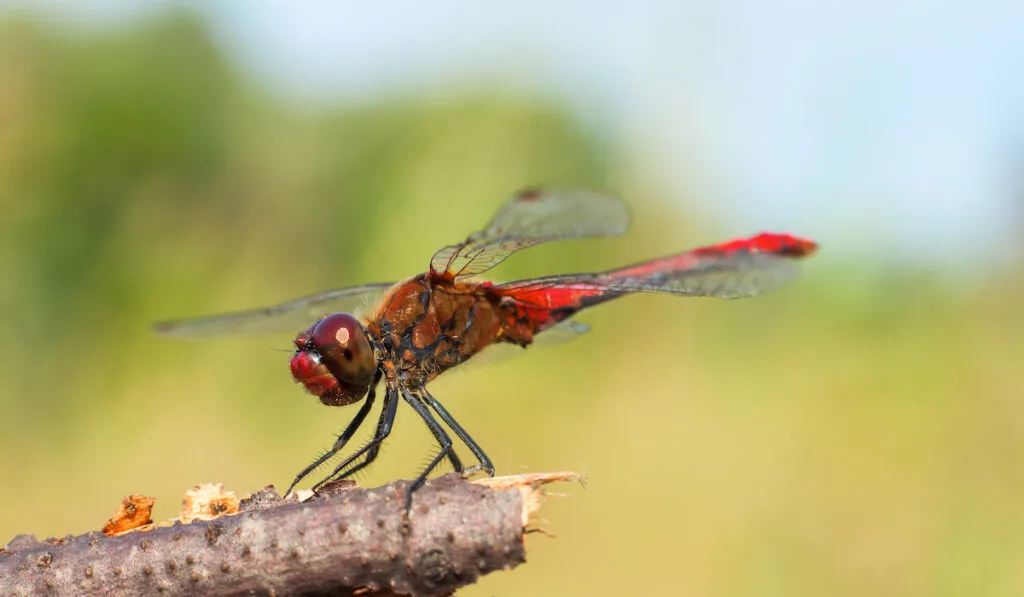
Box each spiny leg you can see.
[312,383,399,492]
[329,389,464,485]
[445,447,466,474]
[286,371,381,496]
[401,388,456,513]
[422,389,494,477]
[413,389,466,473]
[328,392,397,483]
[421,438,466,475]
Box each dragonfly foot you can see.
[459,464,495,479]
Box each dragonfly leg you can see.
[312,384,399,492]
[401,388,456,514]
[413,391,465,473]
[442,445,466,473]
[322,391,466,489]
[285,371,381,496]
[422,389,495,478]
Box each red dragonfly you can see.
[156,188,817,507]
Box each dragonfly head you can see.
[291,313,377,406]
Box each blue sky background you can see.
[6,0,1023,269]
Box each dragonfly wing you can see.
[453,319,592,371]
[498,233,818,311]
[535,319,591,344]
[429,188,630,280]
[153,282,394,338]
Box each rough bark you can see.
[0,472,578,597]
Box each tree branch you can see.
[0,472,579,597]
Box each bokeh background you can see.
[2,3,1022,596]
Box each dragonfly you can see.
[155,188,818,510]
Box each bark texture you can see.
[0,472,576,597]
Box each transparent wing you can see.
[498,233,819,310]
[450,319,592,372]
[429,187,630,280]
[153,282,394,338]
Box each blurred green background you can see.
[1,8,1022,597]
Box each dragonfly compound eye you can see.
[307,313,376,396]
